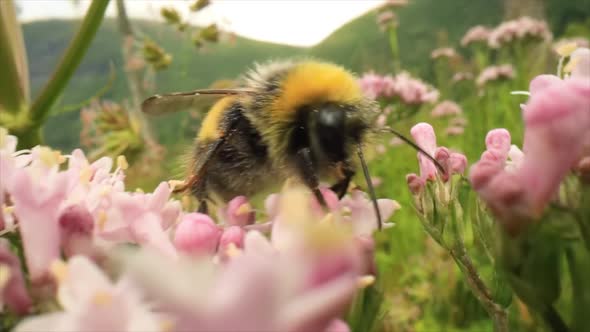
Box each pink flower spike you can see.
[174,213,221,256]
[0,240,32,315]
[411,123,438,180]
[220,196,255,227]
[469,160,503,191]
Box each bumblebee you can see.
[142,59,439,229]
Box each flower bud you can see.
[174,213,221,255]
[221,196,255,227]
[219,226,245,250]
[0,240,32,315]
[58,204,94,258]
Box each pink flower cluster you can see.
[452,71,474,82]
[406,123,468,193]
[430,47,457,60]
[461,17,551,49]
[476,64,515,87]
[488,16,552,49]
[358,72,439,105]
[0,130,400,330]
[461,25,492,47]
[470,59,590,233]
[431,100,463,118]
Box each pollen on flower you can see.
[0,264,11,289]
[563,57,580,74]
[555,42,578,57]
[91,290,113,306]
[319,213,336,225]
[3,205,14,215]
[116,155,129,170]
[160,319,176,332]
[357,275,375,288]
[39,147,66,167]
[0,128,7,147]
[235,202,253,216]
[168,180,185,191]
[100,186,112,197]
[225,243,242,258]
[50,260,68,284]
[97,210,108,231]
[79,166,93,184]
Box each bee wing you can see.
[141,88,255,115]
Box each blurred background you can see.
[3,0,590,330]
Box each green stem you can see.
[388,27,400,72]
[0,0,29,114]
[542,306,569,332]
[29,0,110,124]
[450,244,509,332]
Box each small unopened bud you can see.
[406,173,425,195]
[174,213,221,255]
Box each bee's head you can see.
[297,102,369,164]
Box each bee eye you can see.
[317,107,345,129]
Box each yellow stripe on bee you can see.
[271,61,362,119]
[198,96,235,141]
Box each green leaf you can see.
[567,244,590,332]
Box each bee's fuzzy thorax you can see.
[270,61,363,119]
[198,96,236,141]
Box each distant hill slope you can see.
[23,0,587,150]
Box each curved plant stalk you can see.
[28,0,110,128]
[0,0,29,115]
[115,0,155,145]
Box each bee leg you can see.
[330,163,355,199]
[295,147,327,207]
[198,200,208,214]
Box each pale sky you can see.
[18,0,386,47]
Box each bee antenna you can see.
[356,144,382,230]
[381,127,446,174]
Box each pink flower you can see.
[488,16,551,48]
[431,100,463,118]
[452,72,474,82]
[8,166,70,281]
[98,182,180,258]
[408,123,468,188]
[430,47,457,59]
[174,213,221,256]
[14,256,160,332]
[0,240,32,315]
[570,47,590,78]
[58,204,95,258]
[218,196,255,227]
[470,76,590,232]
[219,226,246,250]
[476,64,516,87]
[340,190,399,236]
[122,217,362,332]
[461,25,491,46]
[411,123,438,181]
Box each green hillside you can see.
[22,0,588,150]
